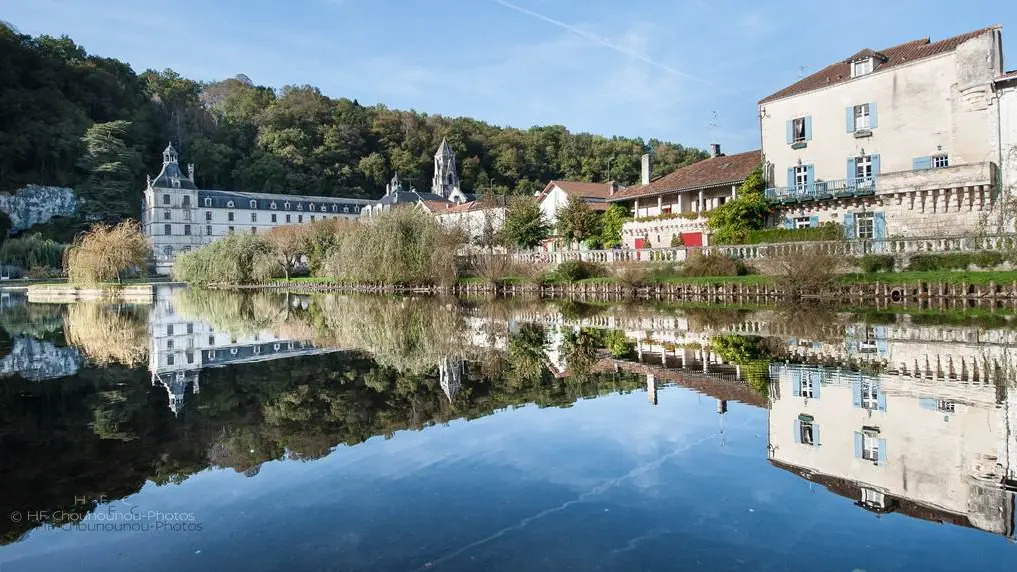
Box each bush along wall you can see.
[906,251,1005,272]
[718,223,844,245]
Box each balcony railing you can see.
[766,177,876,203]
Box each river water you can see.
[0,285,1015,571]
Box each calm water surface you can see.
[0,286,1015,571]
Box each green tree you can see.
[502,196,549,249]
[556,195,600,248]
[706,165,770,244]
[597,204,630,249]
[77,120,142,221]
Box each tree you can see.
[502,196,549,249]
[64,220,150,284]
[78,120,142,221]
[264,224,308,281]
[706,164,770,244]
[597,204,630,249]
[556,195,600,248]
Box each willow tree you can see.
[64,220,150,284]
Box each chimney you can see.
[640,153,651,185]
[709,144,722,158]
[609,181,619,196]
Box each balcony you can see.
[765,177,877,203]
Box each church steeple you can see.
[431,137,460,199]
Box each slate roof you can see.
[151,161,197,190]
[609,150,760,201]
[759,26,1000,104]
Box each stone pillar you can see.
[698,190,704,214]
[657,195,663,215]
[677,194,683,214]
[731,185,737,200]
[634,198,640,217]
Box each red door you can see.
[634,238,647,249]
[680,232,703,247]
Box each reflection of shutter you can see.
[847,157,857,181]
[852,379,862,407]
[846,106,856,132]
[809,215,819,228]
[786,120,794,144]
[843,213,856,238]
[806,164,814,189]
[919,397,939,410]
[876,438,887,466]
[804,116,813,141]
[913,156,932,170]
[784,219,793,229]
[874,324,888,354]
[869,103,878,128]
[813,424,821,446]
[792,370,801,396]
[854,432,863,458]
[794,420,802,443]
[877,385,887,411]
[811,371,821,399]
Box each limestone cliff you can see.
[0,336,82,381]
[0,185,79,234]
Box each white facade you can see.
[996,72,1017,232]
[433,205,507,243]
[142,144,370,275]
[760,27,1007,238]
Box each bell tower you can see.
[431,137,460,199]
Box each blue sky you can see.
[4,0,1014,153]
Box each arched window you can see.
[250,200,257,208]
[226,200,235,208]
[297,203,303,211]
[284,202,291,210]
[309,203,316,212]
[204,198,212,207]
[332,204,338,212]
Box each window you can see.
[271,202,278,210]
[853,104,871,130]
[852,58,873,77]
[250,200,257,208]
[792,117,806,143]
[182,196,191,207]
[205,211,212,221]
[163,194,171,205]
[286,214,291,223]
[204,198,212,207]
[800,375,814,398]
[297,203,304,211]
[861,433,880,461]
[167,325,174,336]
[309,203,316,212]
[207,350,216,360]
[186,323,193,334]
[799,421,815,445]
[856,212,874,240]
[208,335,215,346]
[167,354,175,366]
[164,224,172,235]
[298,215,303,223]
[855,155,873,182]
[332,204,338,212]
[861,488,886,509]
[284,202,291,210]
[228,226,235,234]
[186,352,194,364]
[227,200,235,208]
[344,206,350,213]
[310,215,315,222]
[794,216,812,229]
[184,224,191,236]
[206,225,212,236]
[251,227,257,234]
[860,380,879,409]
[933,155,949,168]
[167,339,174,350]
[163,245,172,256]
[938,400,956,413]
[183,209,191,221]
[228,212,235,222]
[794,165,809,190]
[271,214,277,223]
[163,210,171,220]
[251,212,257,222]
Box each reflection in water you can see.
[1,290,1016,568]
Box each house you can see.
[420,198,508,245]
[142,144,370,276]
[610,146,761,248]
[759,26,1006,241]
[536,179,621,226]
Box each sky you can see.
[4,0,1015,153]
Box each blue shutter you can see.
[794,420,802,443]
[913,156,932,170]
[787,167,795,188]
[876,385,887,411]
[871,153,881,176]
[792,370,801,396]
[876,439,887,466]
[806,164,815,194]
[813,424,821,446]
[869,103,878,128]
[784,218,794,229]
[854,432,864,458]
[809,215,819,228]
[852,379,862,407]
[846,106,856,133]
[847,157,857,182]
[843,212,856,239]
[786,120,794,144]
[873,211,887,253]
[811,371,821,399]
[804,116,813,141]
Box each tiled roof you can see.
[610,150,760,201]
[996,69,1017,82]
[759,26,1000,104]
[418,200,452,212]
[539,180,622,201]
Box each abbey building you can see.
[360,137,473,217]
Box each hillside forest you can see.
[0,21,707,233]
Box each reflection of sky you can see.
[1,386,1012,572]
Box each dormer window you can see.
[852,58,873,78]
[204,198,212,207]
[270,202,278,210]
[309,203,316,212]
[227,200,235,208]
[332,204,338,212]
[297,203,303,211]
[250,200,257,208]
[284,202,291,210]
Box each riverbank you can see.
[25,280,180,304]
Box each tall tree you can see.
[78,120,142,221]
[502,196,549,250]
[556,195,600,248]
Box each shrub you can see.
[0,235,67,271]
[905,252,1004,272]
[971,251,1004,268]
[859,254,895,273]
[680,252,746,277]
[551,260,604,283]
[471,252,514,285]
[64,220,150,284]
[721,223,844,245]
[670,234,684,247]
[762,244,845,296]
[612,262,649,287]
[173,232,275,286]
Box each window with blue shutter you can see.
[810,371,821,399]
[852,379,862,407]
[809,215,819,228]
[784,218,793,229]
[804,116,813,141]
[846,157,857,182]
[877,389,887,412]
[813,424,821,446]
[854,432,864,458]
[876,439,887,466]
[794,419,802,443]
[919,397,940,410]
[846,106,856,133]
[874,325,889,354]
[873,212,887,252]
[913,156,933,170]
[869,103,878,128]
[792,370,801,396]
[871,154,881,177]
[805,164,814,192]
[787,167,795,188]
[843,212,856,239]
[786,120,794,145]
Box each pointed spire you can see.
[435,136,454,158]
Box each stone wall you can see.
[0,185,79,234]
[0,336,82,381]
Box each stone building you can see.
[142,143,371,275]
[610,146,760,248]
[759,26,1007,239]
[360,138,472,218]
[995,69,1017,232]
